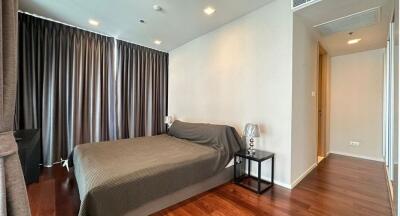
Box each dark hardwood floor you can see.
[27,154,392,216]
[27,165,80,216]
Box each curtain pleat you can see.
[15,13,168,167]
[0,0,31,215]
[16,14,115,166]
[116,40,168,139]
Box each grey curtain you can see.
[0,1,31,215]
[15,14,168,166]
[16,14,116,166]
[116,40,168,138]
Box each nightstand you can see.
[233,149,274,194]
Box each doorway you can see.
[317,45,328,163]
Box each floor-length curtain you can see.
[15,13,115,166]
[0,0,31,215]
[15,13,169,167]
[116,40,168,138]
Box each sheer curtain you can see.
[15,13,168,166]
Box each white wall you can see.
[330,48,385,161]
[168,0,294,187]
[291,16,319,185]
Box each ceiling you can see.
[19,0,274,52]
[295,0,394,56]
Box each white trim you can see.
[248,162,317,189]
[274,180,292,189]
[329,151,384,162]
[290,163,317,189]
[389,22,395,180]
[248,172,292,189]
[384,43,390,167]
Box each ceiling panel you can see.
[295,0,393,56]
[314,7,381,36]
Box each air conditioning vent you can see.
[313,7,381,36]
[293,0,307,8]
[292,0,321,10]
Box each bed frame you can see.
[127,166,233,216]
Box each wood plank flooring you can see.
[27,165,80,216]
[27,154,392,216]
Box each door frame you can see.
[317,44,329,161]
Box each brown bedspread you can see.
[74,131,240,216]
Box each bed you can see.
[73,121,242,216]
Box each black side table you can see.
[233,149,274,194]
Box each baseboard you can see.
[274,180,292,189]
[248,165,315,190]
[290,163,317,189]
[329,151,384,162]
[248,172,291,189]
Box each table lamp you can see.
[244,123,260,154]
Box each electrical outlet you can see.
[349,141,360,146]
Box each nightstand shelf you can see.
[233,149,274,194]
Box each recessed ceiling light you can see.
[153,5,163,11]
[88,19,99,26]
[347,38,361,45]
[204,7,216,15]
[154,40,162,45]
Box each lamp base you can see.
[247,149,255,156]
[248,138,255,155]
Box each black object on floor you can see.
[14,129,41,184]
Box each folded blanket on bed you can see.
[168,120,243,171]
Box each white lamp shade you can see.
[244,123,260,137]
